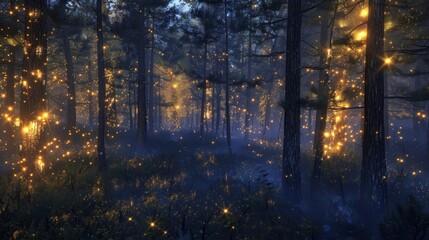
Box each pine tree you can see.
[359,0,388,210]
[282,0,302,202]
[96,0,107,171]
[311,0,337,192]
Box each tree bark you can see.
[137,7,148,151]
[359,0,387,210]
[311,0,337,192]
[282,0,302,203]
[224,0,232,152]
[96,0,107,171]
[200,42,208,138]
[244,26,252,142]
[215,43,221,134]
[88,57,94,128]
[128,73,134,133]
[148,17,155,136]
[263,39,278,139]
[62,28,77,131]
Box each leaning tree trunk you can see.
[137,7,148,151]
[224,0,232,152]
[20,0,48,174]
[359,0,387,210]
[96,0,107,171]
[282,0,302,203]
[200,42,208,138]
[311,0,337,192]
[62,28,77,131]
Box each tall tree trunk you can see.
[128,73,134,133]
[148,17,155,136]
[211,81,215,132]
[263,77,273,139]
[215,43,221,134]
[311,0,336,192]
[263,39,278,139]
[158,78,162,130]
[137,7,148,151]
[62,28,77,131]
[96,0,107,171]
[211,47,216,132]
[200,42,208,138]
[244,27,252,141]
[282,0,302,202]
[359,0,387,210]
[20,0,48,174]
[384,74,389,149]
[216,83,221,134]
[88,57,94,128]
[224,0,232,152]
[5,45,17,152]
[107,74,117,131]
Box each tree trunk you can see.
[107,74,117,131]
[88,57,94,128]
[263,39,278,139]
[5,45,17,153]
[96,0,107,171]
[200,42,208,138]
[282,0,302,203]
[158,78,162,130]
[311,0,336,192]
[148,17,155,136]
[137,7,148,151]
[216,83,221,134]
[215,43,221,134]
[263,77,273,139]
[62,28,77,131]
[211,49,216,132]
[20,0,48,174]
[359,0,387,210]
[224,0,232,152]
[244,26,252,141]
[128,73,134,133]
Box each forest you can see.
[0,0,428,239]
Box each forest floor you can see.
[0,130,428,239]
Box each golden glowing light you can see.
[360,8,368,18]
[36,156,45,171]
[355,30,367,41]
[22,126,30,134]
[384,57,393,65]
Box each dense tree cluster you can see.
[0,0,429,238]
